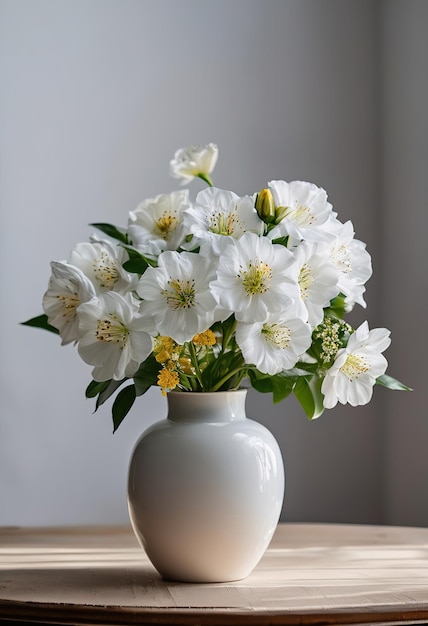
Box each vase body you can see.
[127,390,284,583]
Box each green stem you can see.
[197,173,214,187]
[221,317,237,353]
[188,342,204,390]
[179,372,196,392]
[210,366,251,392]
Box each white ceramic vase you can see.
[127,389,284,583]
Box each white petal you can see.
[170,143,218,184]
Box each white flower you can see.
[69,240,137,295]
[42,261,97,345]
[136,251,219,344]
[321,321,391,409]
[170,143,218,185]
[326,219,372,309]
[127,190,190,258]
[293,240,340,328]
[77,292,153,382]
[236,313,312,375]
[210,232,300,323]
[182,187,264,255]
[267,180,335,245]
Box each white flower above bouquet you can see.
[24,143,410,430]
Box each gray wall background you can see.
[1,0,427,527]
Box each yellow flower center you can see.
[209,210,238,236]
[93,251,119,289]
[162,278,196,310]
[340,353,370,381]
[155,213,178,240]
[283,204,315,226]
[96,317,129,348]
[239,260,272,296]
[298,263,314,300]
[262,324,291,349]
[56,294,80,320]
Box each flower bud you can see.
[255,189,275,222]
[274,205,288,223]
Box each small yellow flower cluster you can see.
[154,336,183,396]
[157,368,180,395]
[154,330,217,395]
[192,329,216,347]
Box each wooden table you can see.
[1,523,428,625]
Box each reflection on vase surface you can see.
[128,390,284,583]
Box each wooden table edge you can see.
[2,598,428,626]
[2,524,428,625]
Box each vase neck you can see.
[167,390,247,424]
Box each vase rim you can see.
[168,388,248,398]
[167,388,248,397]
[166,388,248,423]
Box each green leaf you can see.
[294,360,319,374]
[272,376,297,403]
[85,379,111,399]
[90,223,129,244]
[294,376,325,420]
[122,258,150,274]
[96,379,127,410]
[282,365,316,376]
[271,236,289,246]
[112,385,136,432]
[133,355,161,396]
[324,294,347,319]
[86,379,128,411]
[21,314,60,335]
[219,314,236,342]
[202,349,245,391]
[121,245,157,274]
[249,370,297,403]
[121,245,157,266]
[376,374,413,391]
[248,371,272,394]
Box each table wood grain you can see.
[0,523,428,625]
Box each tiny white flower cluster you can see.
[28,143,408,427]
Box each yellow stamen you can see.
[95,317,128,348]
[209,210,238,236]
[298,263,314,300]
[340,353,370,381]
[56,294,79,320]
[155,213,178,240]
[162,278,196,310]
[239,260,272,296]
[262,324,291,349]
[93,251,119,289]
[283,204,316,227]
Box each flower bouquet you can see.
[24,143,410,431]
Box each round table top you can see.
[1,522,428,625]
